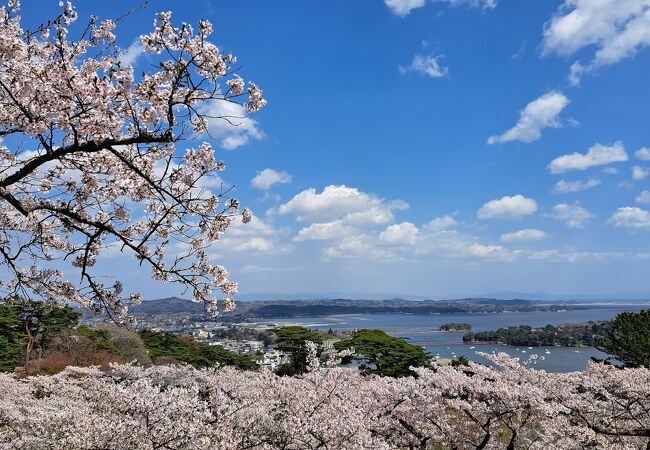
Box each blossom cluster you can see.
[0,355,648,449]
[0,3,266,319]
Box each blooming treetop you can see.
[0,2,266,320]
[1,355,649,449]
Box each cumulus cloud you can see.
[487,92,569,144]
[637,190,650,204]
[399,54,449,78]
[547,202,594,228]
[636,147,650,160]
[323,235,393,260]
[232,237,274,253]
[466,243,509,258]
[477,195,538,219]
[500,229,547,242]
[379,222,419,246]
[632,165,649,181]
[251,168,292,190]
[414,229,513,261]
[278,185,408,224]
[548,141,627,174]
[293,220,353,242]
[543,0,650,72]
[213,213,291,255]
[423,215,457,232]
[204,100,264,150]
[302,213,514,262]
[552,178,601,194]
[608,206,650,229]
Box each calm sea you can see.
[263,306,648,372]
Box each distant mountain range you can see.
[130,296,610,321]
[473,291,650,301]
[236,291,650,302]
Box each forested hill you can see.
[463,322,611,347]
[127,297,588,321]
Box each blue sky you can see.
[21,1,650,299]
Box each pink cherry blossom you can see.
[0,3,266,319]
[0,356,648,448]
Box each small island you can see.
[439,323,472,332]
[463,322,609,347]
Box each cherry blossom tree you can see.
[0,2,265,320]
[1,355,649,449]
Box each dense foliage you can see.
[14,300,81,362]
[1,355,649,449]
[463,322,610,347]
[0,301,255,373]
[139,330,257,371]
[335,329,430,377]
[201,298,587,321]
[596,310,650,368]
[439,322,471,331]
[273,326,324,376]
[0,300,80,369]
[210,325,274,346]
[0,305,22,371]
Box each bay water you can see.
[264,306,647,372]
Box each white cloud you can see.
[293,220,353,242]
[205,100,264,150]
[487,92,569,144]
[567,61,586,86]
[384,0,426,16]
[635,147,650,160]
[632,165,649,181]
[602,167,619,175]
[399,54,448,78]
[278,185,408,224]
[384,0,496,16]
[547,202,594,228]
[118,39,144,67]
[343,206,404,227]
[552,178,601,194]
[379,222,419,246]
[500,229,547,242]
[477,195,538,219]
[423,215,457,232]
[543,0,650,71]
[548,141,627,173]
[212,213,292,255]
[306,214,514,262]
[323,235,392,260]
[437,0,497,9]
[233,237,274,253]
[637,190,650,204]
[608,206,650,229]
[511,40,527,60]
[567,117,582,127]
[250,168,292,190]
[467,243,509,258]
[414,227,514,261]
